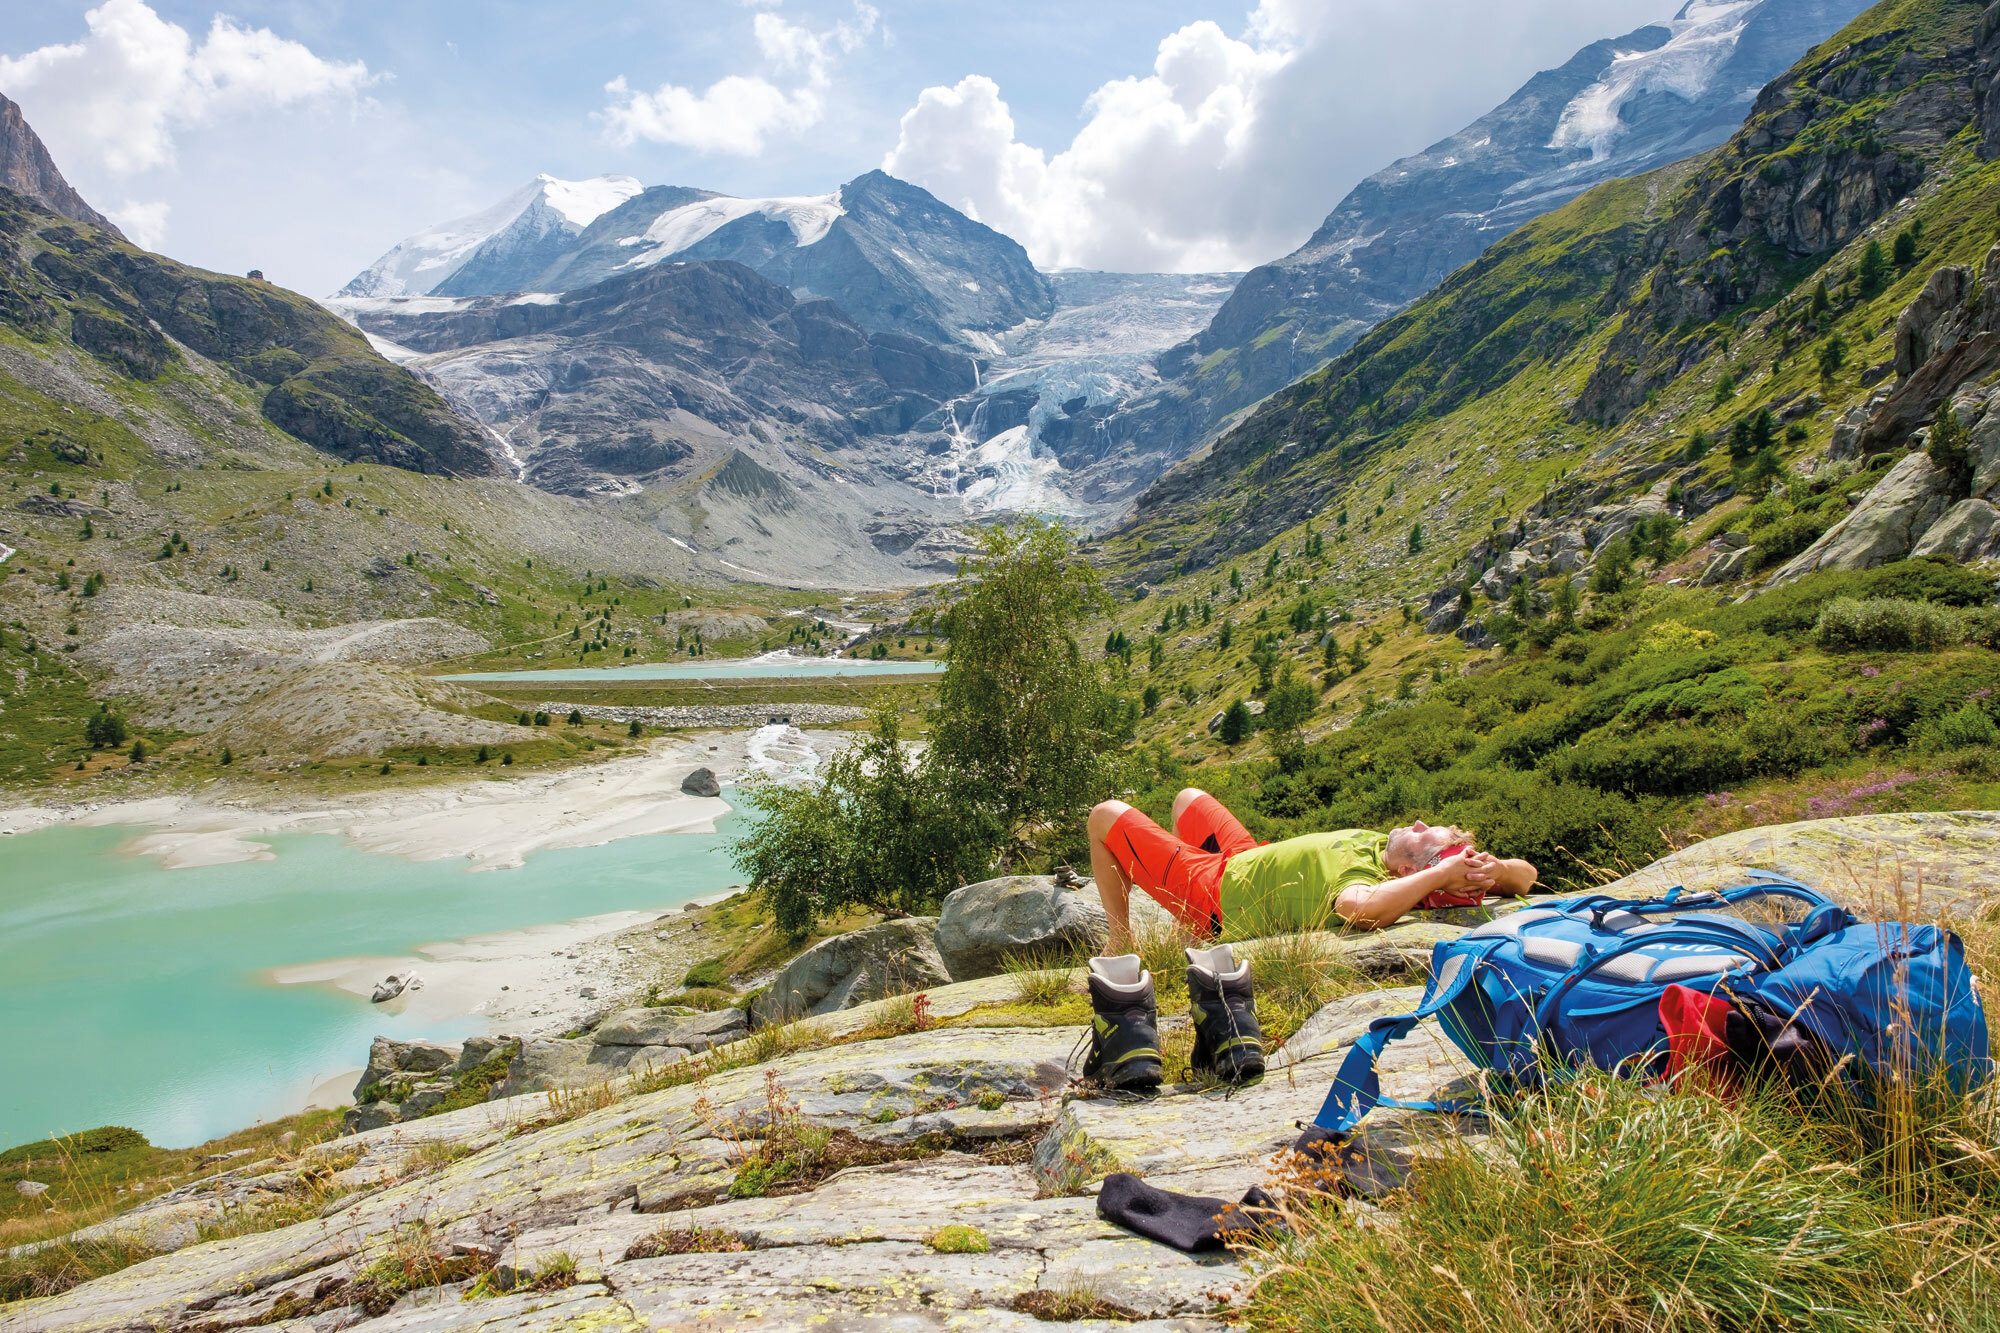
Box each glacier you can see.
[614,192,845,272]
[1551,1,1761,160]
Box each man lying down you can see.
[1074,786,1540,1091]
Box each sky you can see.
[0,0,1673,298]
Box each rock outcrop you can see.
[0,92,121,236]
[1769,450,1959,580]
[1597,810,2000,916]
[593,1005,749,1052]
[935,875,1110,982]
[748,917,952,1025]
[29,818,2000,1332]
[679,766,721,797]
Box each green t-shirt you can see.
[1218,830,1388,932]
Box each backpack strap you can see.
[1309,939,1499,1134]
[1531,924,1768,1039]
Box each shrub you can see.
[732,710,1003,938]
[1814,597,1966,652]
[1928,401,1975,495]
[1913,703,2000,753]
[1634,620,1716,656]
[1438,773,1663,887]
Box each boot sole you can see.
[1105,1060,1163,1090]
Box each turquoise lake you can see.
[0,815,748,1151]
[441,655,946,683]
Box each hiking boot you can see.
[1186,944,1265,1084]
[1084,955,1163,1090]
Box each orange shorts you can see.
[1105,794,1262,937]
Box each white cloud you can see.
[601,3,878,156]
[107,199,170,249]
[885,0,1665,272]
[0,0,374,178]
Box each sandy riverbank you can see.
[0,726,849,1100]
[0,725,847,871]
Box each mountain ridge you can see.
[1091,0,1876,507]
[0,91,122,239]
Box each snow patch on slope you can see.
[539,174,644,228]
[616,193,845,271]
[1550,1,1760,160]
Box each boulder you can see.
[342,1102,400,1133]
[354,1036,459,1099]
[493,1036,661,1097]
[1910,498,2000,561]
[593,1006,749,1052]
[1476,549,1534,599]
[453,1035,518,1073]
[680,767,721,797]
[369,974,409,1004]
[1698,544,1753,587]
[1767,451,1956,584]
[934,876,1110,981]
[16,1180,48,1197]
[749,918,951,1025]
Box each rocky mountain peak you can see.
[0,92,122,237]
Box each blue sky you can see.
[2,0,1669,296]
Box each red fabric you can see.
[1418,844,1485,909]
[1105,795,1261,936]
[1660,983,1736,1080]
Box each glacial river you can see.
[441,650,945,684]
[0,813,750,1152]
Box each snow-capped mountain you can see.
[338,173,643,298]
[344,170,1055,352]
[1103,0,1872,477]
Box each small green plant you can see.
[1006,954,1079,1007]
[928,1224,989,1254]
[1012,1282,1135,1321]
[623,1226,747,1259]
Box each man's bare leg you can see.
[1171,787,1208,835]
[1088,800,1137,955]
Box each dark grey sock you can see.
[1095,1172,1283,1252]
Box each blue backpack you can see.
[1312,876,1991,1138]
